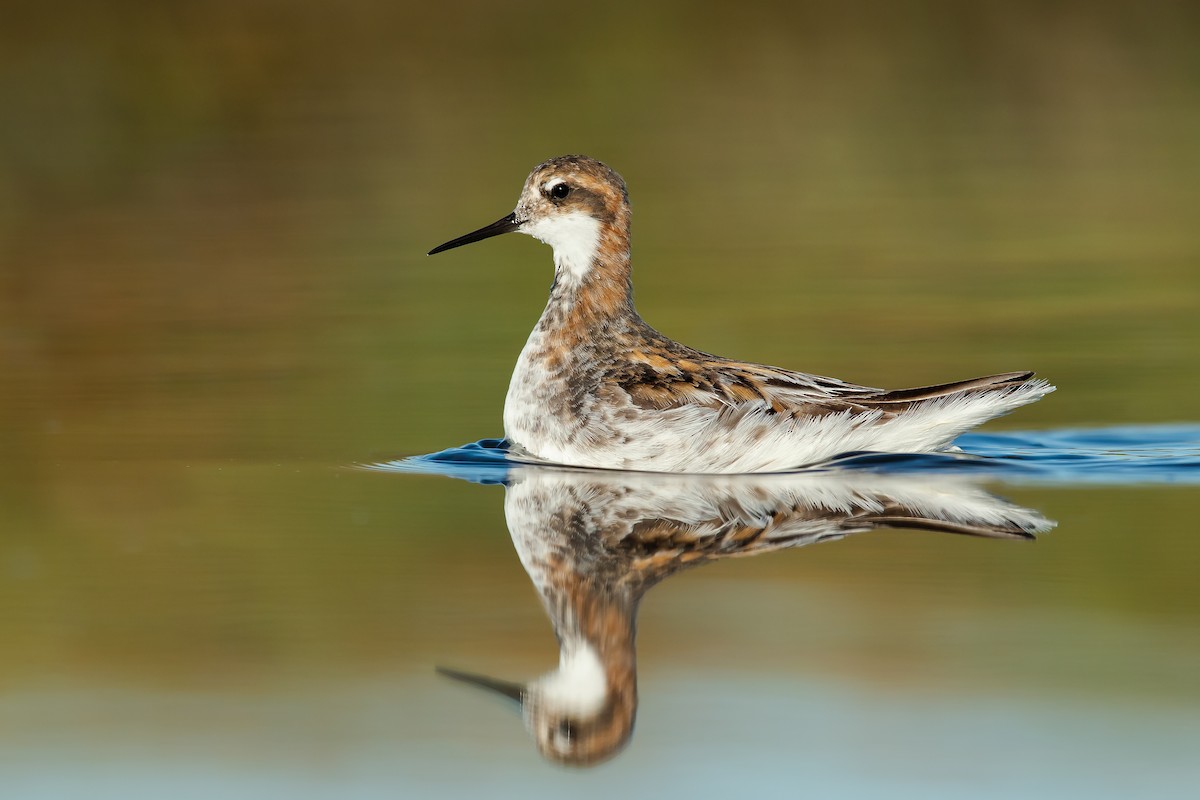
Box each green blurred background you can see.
[1,0,1198,793]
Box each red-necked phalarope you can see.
[428,155,1054,473]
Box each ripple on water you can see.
[367,424,1200,486]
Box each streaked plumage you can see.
[429,155,1053,472]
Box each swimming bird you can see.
[428,155,1053,473]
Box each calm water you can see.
[4,1,1200,797]
[3,431,1199,797]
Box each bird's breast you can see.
[504,329,595,460]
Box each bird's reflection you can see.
[439,466,1053,767]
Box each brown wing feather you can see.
[609,327,1036,416]
[860,371,1034,405]
[611,350,883,413]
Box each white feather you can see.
[507,378,1054,473]
[531,643,608,717]
[521,212,601,283]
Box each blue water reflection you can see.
[376,425,1200,485]
[375,437,1080,764]
[370,424,1200,766]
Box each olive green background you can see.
[1,1,1198,792]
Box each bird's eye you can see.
[548,182,571,200]
[557,720,575,740]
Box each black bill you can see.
[428,212,521,255]
[436,666,526,705]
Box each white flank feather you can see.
[508,379,1055,474]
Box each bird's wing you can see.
[606,343,1035,416]
[604,349,884,414]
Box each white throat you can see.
[534,642,608,716]
[522,212,601,283]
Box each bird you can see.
[436,465,1054,766]
[428,155,1053,473]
